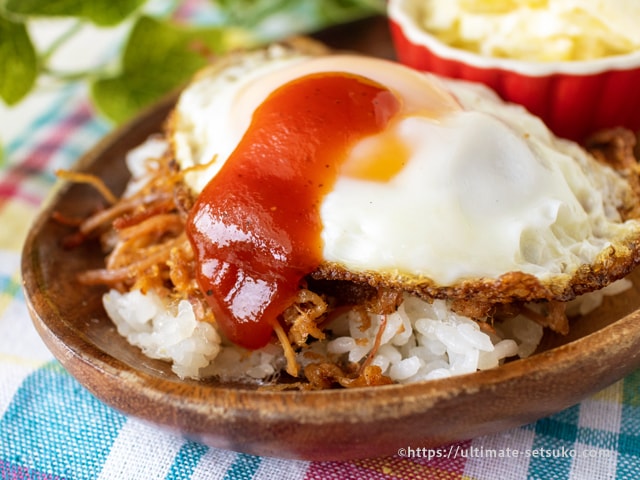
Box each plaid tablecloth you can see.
[2,22,640,480]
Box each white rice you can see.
[103,289,222,379]
[315,296,524,383]
[102,281,629,383]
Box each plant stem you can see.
[39,20,85,65]
[40,67,102,83]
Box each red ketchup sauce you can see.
[186,72,401,349]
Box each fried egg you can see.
[169,39,640,304]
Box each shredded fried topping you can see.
[56,169,119,205]
[283,289,328,348]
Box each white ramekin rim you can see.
[388,0,640,77]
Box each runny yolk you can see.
[340,129,411,182]
[185,73,401,350]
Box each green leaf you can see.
[0,15,37,105]
[314,0,386,23]
[212,0,384,33]
[4,0,147,27]
[91,15,251,123]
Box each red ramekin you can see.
[387,0,640,142]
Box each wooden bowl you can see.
[21,17,640,461]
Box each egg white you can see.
[170,43,638,287]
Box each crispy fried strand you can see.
[273,320,299,377]
[56,169,118,205]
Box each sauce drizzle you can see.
[186,73,400,349]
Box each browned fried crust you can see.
[311,240,640,304]
[587,127,640,220]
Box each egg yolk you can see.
[186,73,401,349]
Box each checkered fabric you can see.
[2,29,640,480]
